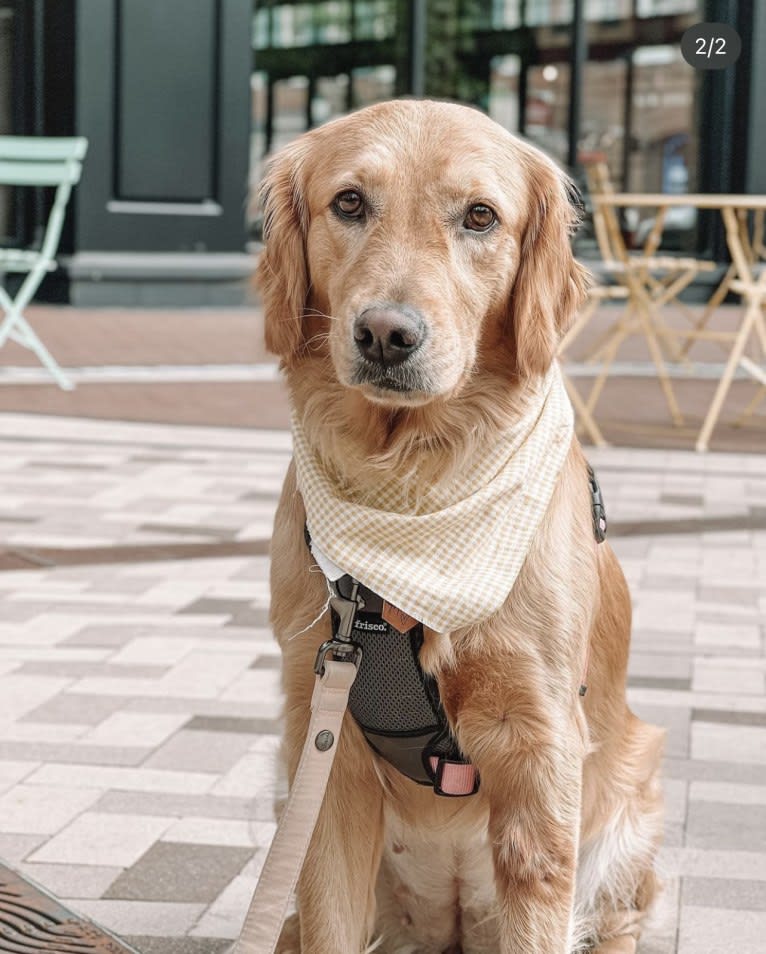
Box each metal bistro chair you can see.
[0,136,88,390]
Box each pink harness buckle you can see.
[429,756,479,797]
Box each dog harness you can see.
[308,463,607,798]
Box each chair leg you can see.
[679,263,736,359]
[635,297,684,426]
[734,385,766,427]
[585,321,631,416]
[696,297,760,451]
[10,318,74,390]
[561,371,607,447]
[0,282,74,390]
[558,296,600,355]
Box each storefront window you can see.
[525,61,570,163]
[525,1,572,27]
[269,4,315,48]
[580,57,629,184]
[488,1,522,29]
[489,55,521,132]
[351,65,396,107]
[637,0,698,16]
[272,75,310,149]
[353,1,394,40]
[586,0,632,19]
[316,1,352,43]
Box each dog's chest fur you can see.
[374,800,499,953]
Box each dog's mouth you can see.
[351,362,435,404]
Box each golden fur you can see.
[258,100,663,954]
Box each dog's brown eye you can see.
[334,191,364,219]
[464,204,496,232]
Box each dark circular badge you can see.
[681,23,741,70]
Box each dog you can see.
[258,99,664,954]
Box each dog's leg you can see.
[442,659,584,954]
[281,699,385,953]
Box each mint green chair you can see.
[0,136,88,389]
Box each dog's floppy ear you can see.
[256,140,311,368]
[509,154,590,378]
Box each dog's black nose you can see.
[354,306,425,365]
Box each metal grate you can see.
[0,864,139,953]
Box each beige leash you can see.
[234,653,359,954]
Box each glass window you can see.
[272,75,311,149]
[314,74,351,124]
[316,1,352,44]
[637,0,698,16]
[351,65,396,108]
[629,44,700,249]
[586,0,632,19]
[353,1,394,41]
[525,1,573,27]
[580,57,628,185]
[252,5,270,49]
[488,55,521,132]
[525,61,570,163]
[488,1,522,30]
[270,4,315,48]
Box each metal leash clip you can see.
[314,580,365,676]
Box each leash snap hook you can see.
[328,579,364,640]
[313,639,363,677]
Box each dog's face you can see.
[258,100,588,407]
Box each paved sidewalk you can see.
[0,414,764,953]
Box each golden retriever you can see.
[258,99,663,954]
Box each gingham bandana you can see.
[291,363,574,633]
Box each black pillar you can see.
[409,0,426,97]
[518,58,529,137]
[567,0,587,171]
[743,0,766,194]
[621,52,634,192]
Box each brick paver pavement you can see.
[0,413,764,953]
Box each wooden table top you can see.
[592,192,766,210]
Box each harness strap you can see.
[233,658,359,954]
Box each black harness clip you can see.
[587,464,607,543]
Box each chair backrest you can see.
[0,136,88,162]
[581,154,629,265]
[0,136,88,188]
[0,136,89,260]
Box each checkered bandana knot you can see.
[291,363,574,633]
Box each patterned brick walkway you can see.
[0,413,764,953]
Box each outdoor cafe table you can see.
[591,192,766,451]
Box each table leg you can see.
[558,295,600,355]
[735,384,766,426]
[695,297,760,451]
[562,373,607,447]
[585,308,634,414]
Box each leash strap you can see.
[233,658,359,954]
